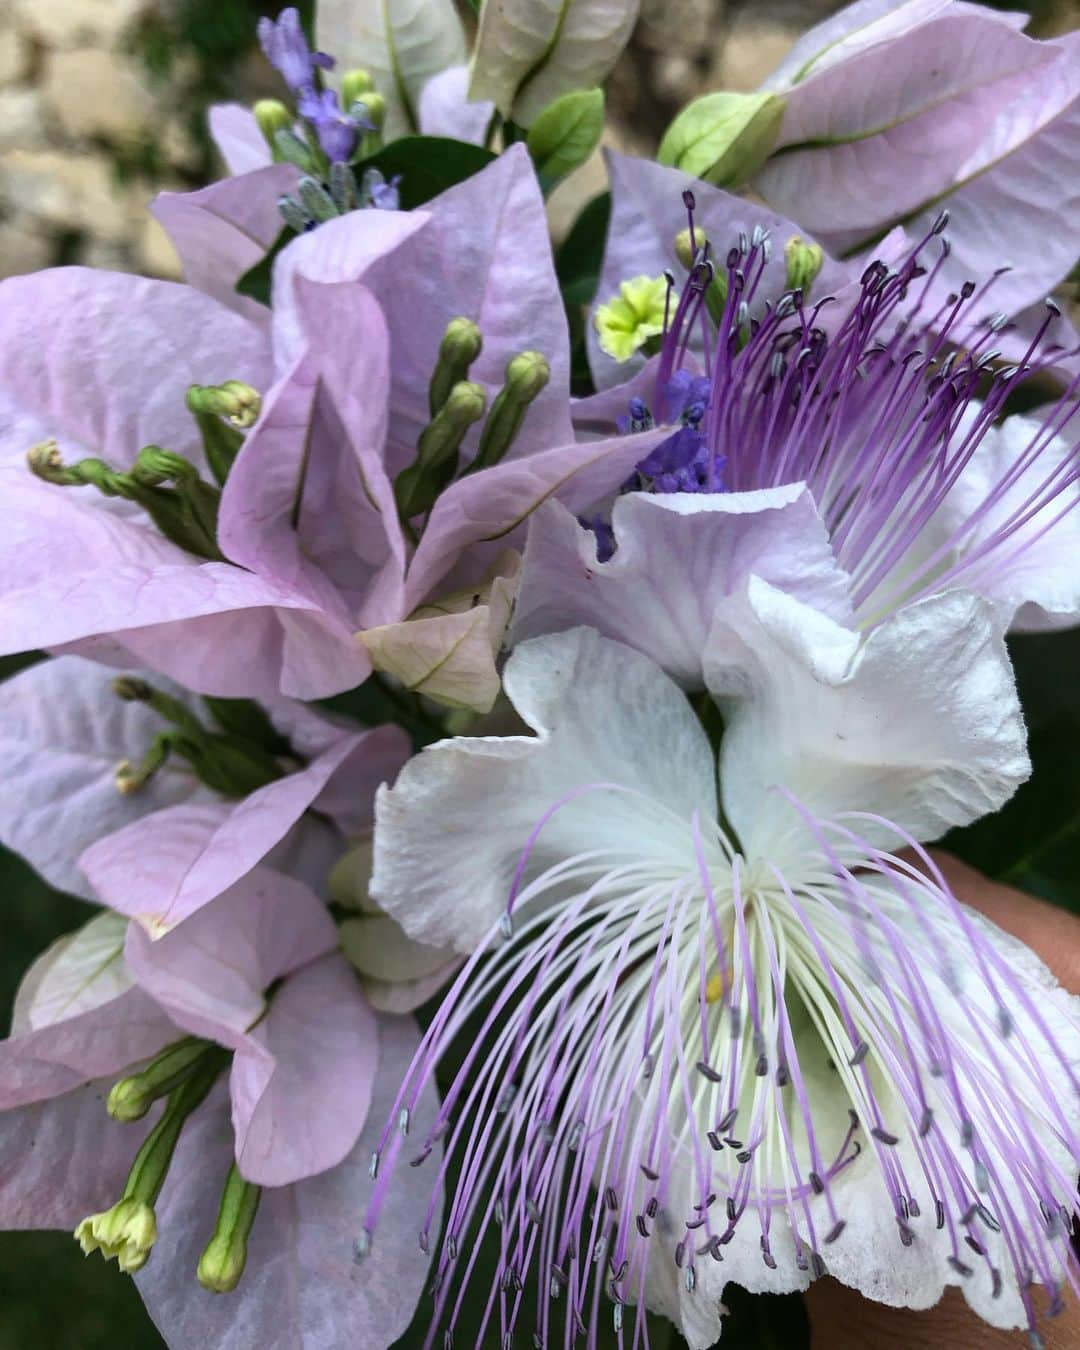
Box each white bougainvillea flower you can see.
[361,621,1080,1348]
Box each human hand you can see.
[806,854,1080,1349]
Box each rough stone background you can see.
[0,0,1074,281]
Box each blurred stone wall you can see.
[0,0,1073,283]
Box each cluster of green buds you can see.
[254,67,404,234]
[27,381,261,560]
[394,317,551,539]
[76,1039,260,1293]
[110,679,296,799]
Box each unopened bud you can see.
[473,352,551,471]
[131,446,198,488]
[273,127,318,173]
[297,176,339,224]
[505,351,551,402]
[341,69,375,107]
[329,159,358,214]
[112,675,153,703]
[674,227,707,273]
[187,381,262,430]
[395,380,487,522]
[429,317,484,416]
[254,99,292,153]
[351,91,385,132]
[26,439,68,483]
[277,193,311,234]
[27,442,126,495]
[107,1037,211,1122]
[784,235,825,298]
[197,1164,262,1294]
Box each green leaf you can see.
[356,136,497,209]
[942,629,1080,901]
[658,91,785,187]
[234,225,293,308]
[526,87,604,190]
[556,190,611,306]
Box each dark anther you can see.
[809,1172,825,1196]
[849,1041,870,1067]
[871,1127,900,1146]
[736,1150,753,1165]
[604,1187,618,1211]
[965,1235,986,1257]
[725,1138,744,1150]
[696,1060,722,1083]
[908,1199,921,1219]
[636,1216,650,1239]
[825,1220,846,1245]
[810,1252,827,1280]
[897,1222,915,1248]
[726,1198,737,1222]
[682,190,696,211]
[640,1163,659,1181]
[948,1256,973,1278]
[646,1197,659,1219]
[762,1250,778,1270]
[918,1107,934,1137]
[935,1201,946,1230]
[718,1109,738,1133]
[755,1054,768,1077]
[992,1268,1003,1300]
[675,1240,686,1268]
[707,1131,723,1151]
[776,1064,790,1087]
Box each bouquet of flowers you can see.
[1,2,1078,1346]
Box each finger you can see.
[924,850,1080,996]
[807,1280,1079,1349]
[808,854,1080,1345]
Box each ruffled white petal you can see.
[371,627,718,951]
[706,579,1029,861]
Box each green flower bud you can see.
[76,1198,157,1274]
[341,69,375,107]
[472,352,551,472]
[329,160,359,214]
[297,176,339,225]
[187,382,262,431]
[112,675,153,703]
[396,380,488,524]
[131,446,199,489]
[76,1054,225,1275]
[526,88,604,189]
[197,1164,262,1294]
[115,732,177,796]
[352,91,386,132]
[593,276,670,363]
[673,227,730,326]
[107,1037,212,1122]
[27,441,128,495]
[429,317,484,417]
[278,194,312,235]
[273,127,318,173]
[254,100,292,149]
[658,91,785,188]
[784,235,825,298]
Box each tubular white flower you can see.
[365,624,1080,1349]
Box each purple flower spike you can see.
[298,87,364,164]
[257,7,333,96]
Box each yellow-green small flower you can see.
[593,275,671,362]
[75,1197,157,1274]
